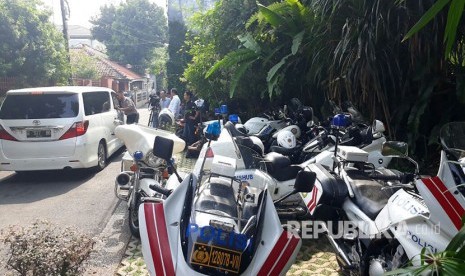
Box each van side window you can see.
[83,91,111,115]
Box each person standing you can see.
[168,88,181,118]
[116,91,139,124]
[182,91,200,145]
[159,90,171,109]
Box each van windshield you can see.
[0,93,79,119]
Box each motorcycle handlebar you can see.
[149,184,172,197]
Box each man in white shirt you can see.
[168,88,181,118]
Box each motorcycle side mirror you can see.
[382,141,408,157]
[294,170,316,193]
[153,136,183,182]
[153,136,174,160]
[372,120,385,133]
[274,170,316,205]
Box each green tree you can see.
[0,0,69,86]
[70,50,98,79]
[182,0,273,112]
[91,0,167,75]
[167,20,189,92]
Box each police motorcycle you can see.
[137,120,315,276]
[266,105,315,160]
[158,108,175,130]
[298,120,465,275]
[114,124,186,237]
[299,116,390,169]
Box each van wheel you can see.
[96,142,107,171]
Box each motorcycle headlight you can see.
[145,151,165,168]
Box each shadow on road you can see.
[0,149,125,205]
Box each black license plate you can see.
[190,243,242,273]
[26,129,51,138]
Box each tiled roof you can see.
[70,44,142,80]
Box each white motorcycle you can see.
[158,108,175,130]
[114,124,185,237]
[299,121,465,274]
[137,125,314,275]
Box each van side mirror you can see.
[153,136,174,161]
[382,141,408,157]
[294,170,316,193]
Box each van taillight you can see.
[59,121,89,140]
[0,125,17,141]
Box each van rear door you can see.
[0,92,80,158]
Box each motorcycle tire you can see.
[128,193,142,238]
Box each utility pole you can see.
[60,0,72,85]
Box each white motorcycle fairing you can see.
[244,117,287,136]
[375,189,449,259]
[115,124,185,156]
[300,135,390,169]
[138,173,301,276]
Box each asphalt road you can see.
[0,150,123,234]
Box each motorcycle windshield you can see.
[440,122,465,155]
[183,139,268,274]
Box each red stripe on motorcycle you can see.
[423,177,465,230]
[257,231,289,276]
[154,203,175,275]
[307,186,318,212]
[144,203,164,275]
[269,234,300,275]
[431,176,465,219]
[257,231,299,276]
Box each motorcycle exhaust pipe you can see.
[321,222,353,268]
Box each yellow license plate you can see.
[190,242,242,273]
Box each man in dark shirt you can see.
[116,91,139,124]
[182,91,199,145]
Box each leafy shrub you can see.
[0,220,95,276]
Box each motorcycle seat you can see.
[344,168,395,220]
[224,121,247,137]
[264,152,301,181]
[194,180,238,218]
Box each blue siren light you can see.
[332,114,348,128]
[133,151,144,161]
[220,104,228,115]
[214,108,221,116]
[206,121,221,137]
[229,114,239,123]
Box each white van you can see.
[0,86,125,172]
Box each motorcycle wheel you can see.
[128,193,142,238]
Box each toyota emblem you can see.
[32,120,41,126]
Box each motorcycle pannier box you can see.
[307,163,348,207]
[337,146,368,163]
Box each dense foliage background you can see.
[91,0,167,75]
[0,0,70,87]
